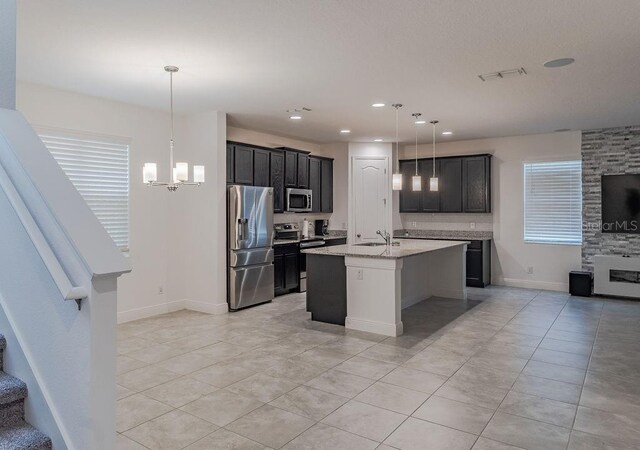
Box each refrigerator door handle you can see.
[237,218,248,241]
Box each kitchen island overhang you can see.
[303,239,468,337]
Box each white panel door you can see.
[353,157,388,243]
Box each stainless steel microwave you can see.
[286,188,312,212]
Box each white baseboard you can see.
[117,299,229,323]
[185,299,229,315]
[117,300,185,324]
[496,277,568,292]
[345,316,403,337]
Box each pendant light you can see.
[429,120,439,191]
[411,113,422,191]
[143,66,205,191]
[392,104,403,190]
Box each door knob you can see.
[357,234,361,238]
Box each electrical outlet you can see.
[158,286,164,295]
[527,266,534,274]
[412,221,417,228]
[469,222,476,229]
[356,269,363,280]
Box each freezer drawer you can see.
[229,248,274,268]
[228,264,274,310]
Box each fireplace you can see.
[594,255,640,298]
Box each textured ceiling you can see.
[17,0,640,143]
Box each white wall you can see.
[17,82,227,321]
[399,131,582,291]
[0,0,16,109]
[168,111,227,314]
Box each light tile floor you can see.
[116,286,640,449]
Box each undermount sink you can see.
[355,242,387,247]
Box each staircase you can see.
[0,335,51,450]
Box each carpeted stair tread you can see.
[0,421,51,450]
[0,371,27,406]
[0,335,5,351]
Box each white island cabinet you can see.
[303,239,468,337]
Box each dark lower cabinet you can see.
[233,145,254,185]
[306,254,347,325]
[274,244,299,296]
[253,149,270,187]
[270,151,285,213]
[309,157,322,213]
[439,157,463,212]
[321,159,333,213]
[466,240,491,287]
[463,156,491,213]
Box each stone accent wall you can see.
[582,125,640,270]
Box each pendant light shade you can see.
[392,104,403,190]
[392,173,403,190]
[429,120,439,192]
[411,113,422,192]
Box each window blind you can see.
[524,160,582,245]
[39,132,130,251]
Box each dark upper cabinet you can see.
[270,151,285,213]
[226,144,234,183]
[463,155,491,213]
[297,153,310,188]
[233,145,254,185]
[284,151,298,187]
[253,149,271,187]
[321,158,333,213]
[419,159,440,212]
[399,160,420,212]
[439,157,463,212]
[309,157,322,213]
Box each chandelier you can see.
[143,66,204,191]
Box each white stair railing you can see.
[0,159,88,304]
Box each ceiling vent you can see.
[478,68,527,82]
[287,107,312,113]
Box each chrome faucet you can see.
[376,229,391,245]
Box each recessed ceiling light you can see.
[442,131,453,135]
[289,115,302,120]
[544,58,575,68]
[340,129,351,134]
[415,120,426,124]
[374,139,383,142]
[372,103,385,108]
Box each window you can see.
[39,130,130,251]
[524,160,582,245]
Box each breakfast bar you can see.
[303,239,468,337]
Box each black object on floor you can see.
[569,271,593,297]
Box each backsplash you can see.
[400,213,493,232]
[274,213,331,225]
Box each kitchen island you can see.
[303,239,468,337]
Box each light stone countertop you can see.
[301,238,469,259]
[394,229,493,240]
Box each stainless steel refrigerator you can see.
[228,185,274,310]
